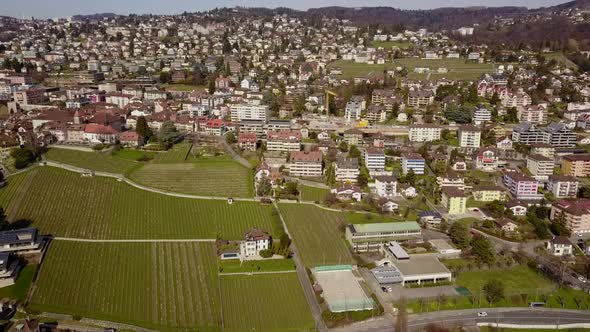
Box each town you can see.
[0,1,589,332]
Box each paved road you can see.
[332,308,590,332]
[218,270,296,276]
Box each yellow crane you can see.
[325,89,338,114]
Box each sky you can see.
[3,0,571,19]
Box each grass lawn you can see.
[45,148,140,175]
[466,198,487,208]
[129,160,254,197]
[278,204,353,268]
[456,217,480,227]
[0,264,36,301]
[468,169,500,181]
[218,259,296,273]
[220,273,315,332]
[344,211,405,224]
[161,83,206,92]
[300,185,330,202]
[113,149,157,161]
[152,142,193,163]
[1,167,272,240]
[327,60,396,79]
[456,266,553,294]
[31,241,221,331]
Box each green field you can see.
[129,161,254,198]
[31,241,221,331]
[300,185,330,202]
[45,148,140,175]
[329,58,494,81]
[221,274,315,332]
[113,149,157,161]
[152,143,193,163]
[456,266,553,294]
[218,259,296,273]
[278,204,353,268]
[1,167,272,240]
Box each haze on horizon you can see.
[4,0,571,19]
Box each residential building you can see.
[472,105,492,125]
[119,130,143,147]
[517,105,548,124]
[547,175,579,199]
[418,211,443,228]
[546,236,573,256]
[475,147,499,171]
[83,124,119,144]
[230,104,269,122]
[562,154,590,177]
[409,124,441,142]
[343,128,363,146]
[494,218,519,233]
[506,200,528,216]
[375,175,397,198]
[13,88,46,105]
[458,125,481,149]
[436,172,465,189]
[0,228,40,253]
[531,143,555,160]
[266,131,301,152]
[335,157,360,183]
[344,100,363,121]
[401,152,425,175]
[512,123,576,148]
[345,222,421,252]
[503,172,542,201]
[239,229,271,258]
[289,151,323,177]
[407,89,434,108]
[238,132,258,151]
[441,187,467,215]
[526,154,554,180]
[332,185,362,202]
[551,199,590,234]
[471,185,507,202]
[364,148,385,172]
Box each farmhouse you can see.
[345,222,421,252]
[0,228,41,253]
[239,228,271,258]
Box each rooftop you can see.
[350,222,421,234]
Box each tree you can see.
[357,166,370,188]
[490,92,500,105]
[338,141,348,152]
[225,132,237,145]
[325,163,336,186]
[483,279,505,304]
[470,234,495,265]
[348,145,361,159]
[10,148,36,169]
[486,200,506,218]
[135,116,153,140]
[157,121,180,149]
[403,169,416,186]
[449,222,469,249]
[256,174,272,197]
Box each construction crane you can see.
[325,89,338,114]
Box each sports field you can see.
[129,161,254,197]
[300,185,330,202]
[1,167,272,240]
[221,273,315,332]
[329,58,494,81]
[278,204,353,268]
[31,241,221,331]
[45,148,140,174]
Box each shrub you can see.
[92,143,104,151]
[259,249,273,258]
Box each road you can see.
[332,308,590,332]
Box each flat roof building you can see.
[345,222,421,252]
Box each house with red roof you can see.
[119,131,143,147]
[238,132,257,151]
[83,123,119,144]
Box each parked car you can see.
[477,312,488,317]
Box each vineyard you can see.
[31,241,222,331]
[1,167,273,240]
[300,185,330,202]
[129,161,254,197]
[220,273,314,332]
[278,204,353,268]
[45,148,140,174]
[152,142,193,163]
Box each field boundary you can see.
[53,237,217,243]
[218,270,297,276]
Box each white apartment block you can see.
[375,176,397,198]
[364,148,385,172]
[458,126,481,148]
[345,100,363,121]
[409,124,441,142]
[547,175,579,199]
[289,151,323,177]
[526,154,554,181]
[401,153,425,175]
[230,104,270,122]
[335,158,360,183]
[472,106,492,125]
[266,131,301,152]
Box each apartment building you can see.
[526,154,554,180]
[531,143,555,160]
[266,131,301,152]
[345,100,363,121]
[471,185,507,202]
[364,148,385,172]
[409,124,441,142]
[547,175,580,199]
[13,88,46,105]
[239,120,265,138]
[441,187,467,215]
[551,199,590,234]
[502,172,542,201]
[458,125,481,149]
[512,123,576,148]
[401,152,425,175]
[230,104,270,122]
[375,175,397,198]
[517,105,548,124]
[289,151,323,177]
[335,157,360,183]
[238,132,257,151]
[475,147,499,171]
[407,89,434,108]
[372,89,396,104]
[562,154,590,177]
[472,105,492,125]
[366,105,387,123]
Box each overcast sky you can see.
[4,0,570,19]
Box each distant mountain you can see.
[71,13,118,21]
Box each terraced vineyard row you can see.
[45,148,140,175]
[278,204,354,268]
[3,167,272,240]
[221,274,315,332]
[152,142,193,163]
[31,241,221,331]
[129,161,254,197]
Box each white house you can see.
[546,236,573,256]
[239,229,271,258]
[375,175,397,198]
